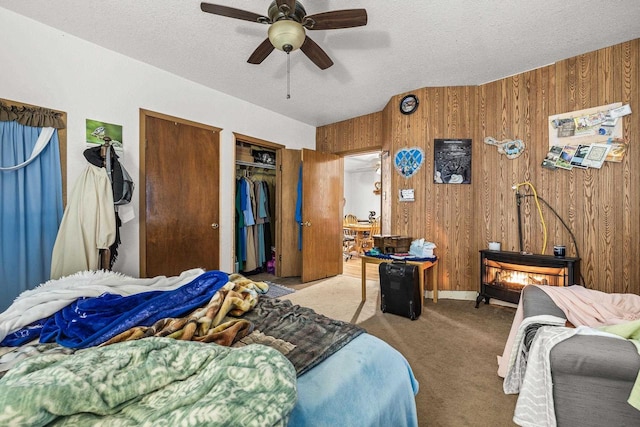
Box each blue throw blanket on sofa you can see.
[3,270,228,348]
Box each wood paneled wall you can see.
[316,111,383,154]
[317,38,640,295]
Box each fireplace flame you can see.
[492,270,549,289]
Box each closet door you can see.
[141,111,220,277]
[301,149,343,282]
[277,148,342,281]
[277,149,302,277]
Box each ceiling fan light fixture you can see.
[268,20,305,52]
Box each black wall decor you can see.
[433,138,472,184]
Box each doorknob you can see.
[211,223,219,229]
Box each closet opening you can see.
[235,139,341,283]
[234,135,281,277]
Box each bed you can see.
[0,269,419,426]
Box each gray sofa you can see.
[522,285,640,426]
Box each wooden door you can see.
[276,149,302,277]
[301,149,343,282]
[140,111,221,277]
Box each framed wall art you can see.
[433,138,472,184]
[86,118,123,156]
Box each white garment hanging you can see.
[50,165,116,279]
[0,127,55,171]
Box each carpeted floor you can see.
[250,272,519,426]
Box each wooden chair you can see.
[343,214,358,260]
[344,214,358,225]
[362,217,380,250]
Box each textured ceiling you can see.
[2,0,639,127]
[344,152,380,173]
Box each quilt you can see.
[0,338,296,427]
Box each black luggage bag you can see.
[379,260,422,320]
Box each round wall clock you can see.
[400,94,419,115]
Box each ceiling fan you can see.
[200,1,368,70]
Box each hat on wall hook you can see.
[484,136,526,159]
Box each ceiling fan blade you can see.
[303,9,368,30]
[276,0,296,16]
[200,3,269,24]
[300,36,333,70]
[247,38,275,64]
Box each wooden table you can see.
[343,223,373,254]
[360,255,439,308]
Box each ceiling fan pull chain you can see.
[286,52,291,99]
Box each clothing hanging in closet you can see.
[235,170,274,273]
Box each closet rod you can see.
[236,160,276,170]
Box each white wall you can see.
[343,170,380,221]
[0,8,316,276]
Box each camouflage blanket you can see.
[0,338,296,427]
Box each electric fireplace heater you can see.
[476,250,580,308]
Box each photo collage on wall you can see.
[544,103,631,171]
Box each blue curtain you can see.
[0,121,63,311]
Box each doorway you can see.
[343,152,382,222]
[342,151,382,260]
